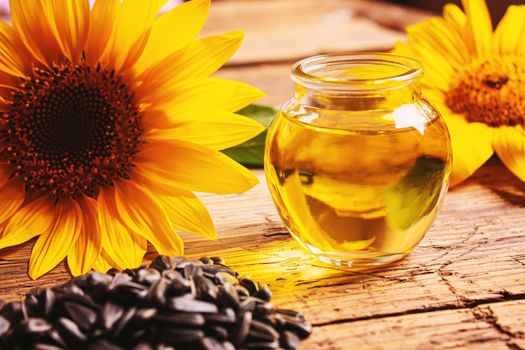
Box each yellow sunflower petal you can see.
[135,140,259,194]
[139,31,243,96]
[154,189,216,240]
[0,22,31,77]
[395,41,452,92]
[141,77,265,116]
[494,5,525,56]
[0,196,55,250]
[105,0,163,72]
[461,0,493,57]
[222,81,267,113]
[44,0,90,63]
[98,187,147,269]
[0,179,25,224]
[492,126,525,182]
[446,114,494,186]
[135,0,210,73]
[141,77,236,116]
[67,196,102,276]
[85,0,119,65]
[145,111,265,150]
[114,180,184,256]
[93,250,118,273]
[9,0,60,65]
[405,17,469,70]
[28,198,82,279]
[444,3,467,28]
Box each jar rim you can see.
[291,53,423,92]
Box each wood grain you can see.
[1,162,524,349]
[0,1,524,349]
[203,0,414,65]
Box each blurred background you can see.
[0,0,521,106]
[0,0,521,23]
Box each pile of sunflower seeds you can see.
[0,256,312,349]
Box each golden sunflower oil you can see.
[265,101,451,268]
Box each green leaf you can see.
[222,104,278,167]
[383,156,446,230]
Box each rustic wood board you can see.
[203,0,426,65]
[1,1,524,349]
[1,163,524,349]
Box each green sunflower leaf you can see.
[222,104,278,167]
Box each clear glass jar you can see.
[264,53,452,269]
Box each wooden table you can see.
[1,1,524,349]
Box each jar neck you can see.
[291,53,424,111]
[293,82,423,111]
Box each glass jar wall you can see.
[264,53,452,269]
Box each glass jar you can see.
[264,53,452,269]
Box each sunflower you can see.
[395,0,525,186]
[0,0,266,279]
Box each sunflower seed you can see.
[135,268,161,286]
[210,256,226,265]
[56,317,86,345]
[254,284,272,302]
[248,319,279,342]
[200,336,226,350]
[0,301,22,322]
[110,307,136,339]
[182,264,203,279]
[218,285,239,309]
[19,317,52,334]
[153,312,205,326]
[243,340,280,349]
[280,330,301,350]
[282,317,313,340]
[87,272,113,286]
[276,309,305,322]
[205,324,229,340]
[0,255,312,349]
[198,257,213,265]
[222,341,236,350]
[0,316,10,337]
[192,275,218,301]
[233,311,252,346]
[43,289,56,318]
[98,303,121,332]
[63,302,97,332]
[33,344,66,350]
[202,264,235,276]
[133,342,153,350]
[86,339,124,350]
[239,278,259,295]
[235,285,250,298]
[204,308,236,324]
[157,327,205,344]
[167,297,218,314]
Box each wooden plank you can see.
[203,0,416,65]
[1,165,524,349]
[1,162,524,322]
[303,300,525,350]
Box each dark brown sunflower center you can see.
[445,57,525,126]
[1,62,143,200]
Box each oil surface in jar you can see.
[265,102,451,265]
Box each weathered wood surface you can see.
[203,0,429,65]
[1,1,525,349]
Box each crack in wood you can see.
[311,292,525,328]
[471,305,525,350]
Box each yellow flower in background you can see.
[395,0,525,186]
[0,0,265,279]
